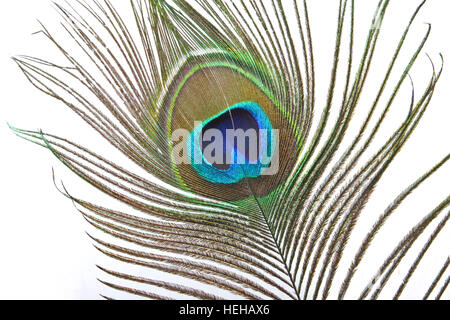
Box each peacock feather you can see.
[10,0,450,300]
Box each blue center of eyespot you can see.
[187,101,276,184]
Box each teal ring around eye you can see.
[186,101,276,184]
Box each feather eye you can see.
[10,0,449,300]
[159,51,299,200]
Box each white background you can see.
[0,0,449,299]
